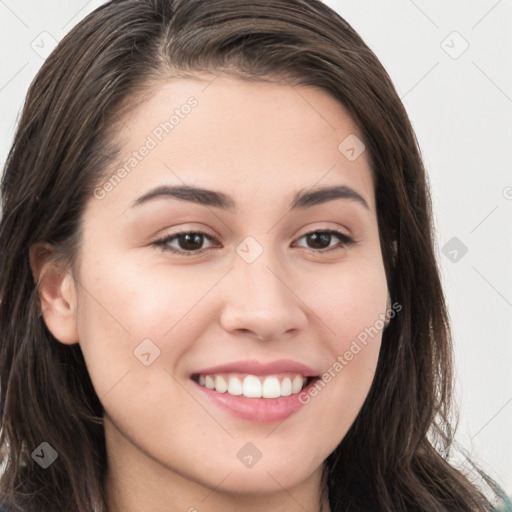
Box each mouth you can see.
[190,359,321,423]
[191,372,316,399]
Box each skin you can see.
[32,74,388,512]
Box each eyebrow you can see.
[132,184,369,211]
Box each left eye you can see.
[152,229,355,256]
[294,230,354,251]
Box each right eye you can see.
[152,231,219,256]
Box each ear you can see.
[29,243,79,345]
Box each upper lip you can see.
[192,359,319,377]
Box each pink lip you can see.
[191,359,318,377]
[192,377,319,423]
[190,359,320,423]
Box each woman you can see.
[0,0,508,510]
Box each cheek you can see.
[76,248,216,339]
[296,252,387,423]
[303,251,388,352]
[74,251,218,399]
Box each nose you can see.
[219,251,308,342]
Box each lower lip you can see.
[192,379,318,423]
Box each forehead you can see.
[93,74,375,213]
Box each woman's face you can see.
[52,75,388,504]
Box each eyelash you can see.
[152,229,356,257]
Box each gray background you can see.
[1,0,511,495]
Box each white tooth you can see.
[198,375,205,386]
[262,376,281,398]
[227,376,243,395]
[281,377,292,396]
[215,375,228,393]
[243,375,262,398]
[205,375,215,389]
[292,375,304,394]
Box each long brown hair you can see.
[0,1,507,510]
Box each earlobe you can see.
[29,243,79,345]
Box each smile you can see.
[190,359,320,423]
[192,373,312,399]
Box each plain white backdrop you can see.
[1,0,511,496]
